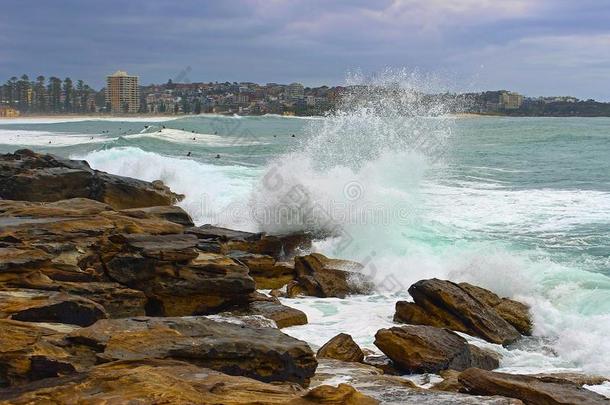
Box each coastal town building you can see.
[105,70,140,113]
[285,82,305,100]
[0,105,20,117]
[499,91,524,110]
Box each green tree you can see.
[34,76,46,112]
[63,77,73,112]
[5,77,18,107]
[76,79,85,112]
[47,77,62,113]
[17,74,30,112]
[193,99,202,114]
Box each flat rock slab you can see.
[67,316,318,386]
[458,368,609,405]
[0,320,77,386]
[0,149,181,209]
[0,289,107,326]
[120,205,194,227]
[0,359,377,404]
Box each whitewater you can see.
[1,91,609,394]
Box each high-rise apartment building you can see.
[106,71,139,113]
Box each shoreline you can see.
[0,148,608,404]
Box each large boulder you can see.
[317,333,365,363]
[0,359,377,404]
[67,316,318,386]
[374,325,500,374]
[293,253,374,298]
[0,149,182,209]
[458,368,609,405]
[0,289,107,326]
[458,283,532,335]
[394,279,522,345]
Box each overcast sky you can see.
[1,0,609,100]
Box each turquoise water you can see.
[1,113,609,378]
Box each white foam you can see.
[77,147,259,229]
[0,129,113,146]
[125,128,267,146]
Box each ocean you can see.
[1,107,609,389]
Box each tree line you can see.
[0,75,102,113]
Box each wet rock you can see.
[302,383,379,404]
[120,205,195,227]
[317,333,365,363]
[294,253,374,298]
[374,325,500,374]
[0,359,376,404]
[220,292,308,328]
[0,150,182,209]
[458,368,609,405]
[432,369,463,392]
[314,359,520,405]
[394,279,522,345]
[458,283,532,335]
[0,289,107,326]
[67,316,318,386]
[246,299,308,328]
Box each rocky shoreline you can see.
[0,149,607,404]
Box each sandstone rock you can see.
[287,280,308,297]
[301,383,379,404]
[67,316,318,386]
[317,333,365,363]
[432,369,463,392]
[374,325,499,373]
[532,372,609,386]
[0,359,376,404]
[0,289,107,326]
[246,299,308,328]
[0,150,181,209]
[0,198,184,278]
[229,250,296,289]
[220,293,308,328]
[104,246,255,316]
[120,205,195,227]
[459,283,532,335]
[54,281,147,318]
[294,253,374,298]
[187,224,312,259]
[394,279,522,345]
[0,319,85,387]
[458,368,609,405]
[314,359,521,405]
